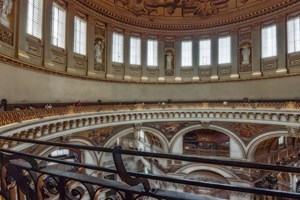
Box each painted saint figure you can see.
[95,40,105,63]
[242,47,251,65]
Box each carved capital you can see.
[133,123,142,132]
[286,126,300,137]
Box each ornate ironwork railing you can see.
[1,101,300,127]
[0,136,300,199]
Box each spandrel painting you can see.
[183,129,230,157]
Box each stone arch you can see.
[99,126,170,166]
[175,163,240,183]
[246,130,289,161]
[169,124,246,159]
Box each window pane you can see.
[288,17,300,53]
[218,36,231,64]
[74,17,87,55]
[112,32,124,63]
[147,40,158,67]
[181,41,192,67]
[262,25,277,58]
[52,3,66,48]
[199,39,211,66]
[130,37,141,65]
[27,0,43,39]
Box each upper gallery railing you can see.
[0,136,300,200]
[1,101,300,127]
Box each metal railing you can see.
[0,136,300,199]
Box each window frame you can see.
[181,40,193,68]
[74,16,87,56]
[130,36,141,66]
[51,2,66,49]
[261,24,277,59]
[199,38,212,67]
[287,16,300,54]
[112,32,124,64]
[147,39,158,67]
[26,0,44,39]
[218,35,231,65]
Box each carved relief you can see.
[286,126,300,138]
[165,37,175,76]
[0,24,12,45]
[130,67,142,76]
[262,59,278,71]
[288,53,300,69]
[239,27,252,72]
[199,68,211,76]
[51,51,66,65]
[74,58,87,69]
[219,66,231,75]
[115,0,231,17]
[0,0,13,27]
[26,42,42,57]
[94,22,106,72]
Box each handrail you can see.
[1,101,300,126]
[0,139,300,199]
[0,136,299,173]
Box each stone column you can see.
[175,37,182,82]
[251,23,262,77]
[106,25,113,79]
[276,15,288,74]
[230,30,239,79]
[124,30,131,81]
[158,36,165,82]
[211,34,219,80]
[192,36,200,81]
[141,34,148,82]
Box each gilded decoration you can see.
[0,23,12,45]
[79,0,299,31]
[114,0,230,17]
[214,122,285,144]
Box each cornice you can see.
[1,54,300,85]
[75,0,299,33]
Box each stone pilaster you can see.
[210,34,219,80]
[43,0,53,69]
[192,36,200,81]
[124,30,131,81]
[251,23,262,77]
[230,30,239,79]
[276,15,288,74]
[87,17,95,76]
[174,37,182,82]
[66,3,75,73]
[106,24,114,79]
[158,36,165,82]
[141,33,148,82]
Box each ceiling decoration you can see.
[79,0,299,32]
[114,0,232,17]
